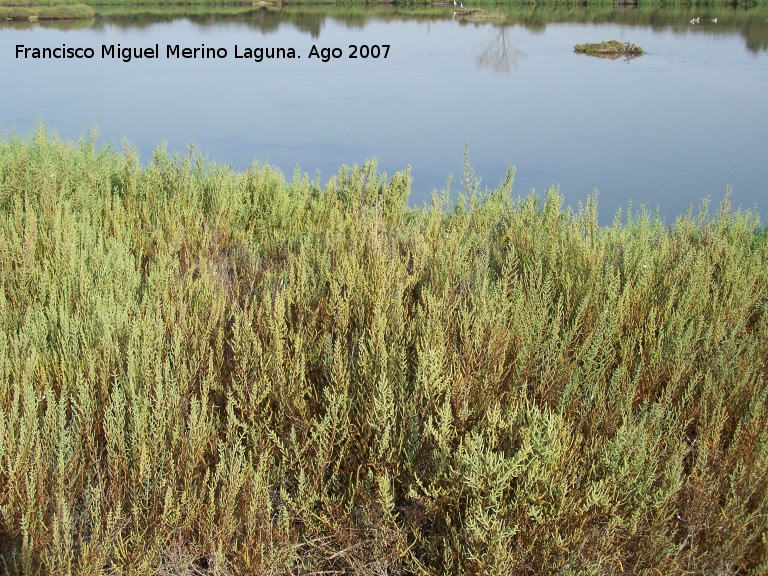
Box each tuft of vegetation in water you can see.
[453,7,506,21]
[0,128,767,573]
[575,39,644,58]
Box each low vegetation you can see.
[452,8,505,21]
[575,39,644,58]
[0,129,767,573]
[0,3,93,20]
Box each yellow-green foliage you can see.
[1,128,767,574]
[0,4,94,20]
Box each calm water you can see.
[2,8,767,223]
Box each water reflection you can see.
[1,18,95,31]
[3,5,765,53]
[475,25,526,74]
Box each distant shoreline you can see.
[1,4,94,21]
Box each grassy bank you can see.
[0,3,93,20]
[0,129,767,573]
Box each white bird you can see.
[711,18,717,23]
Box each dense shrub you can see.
[0,6,34,18]
[0,128,766,574]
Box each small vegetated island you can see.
[575,39,644,59]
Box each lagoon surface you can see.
[2,8,767,222]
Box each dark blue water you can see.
[2,11,766,223]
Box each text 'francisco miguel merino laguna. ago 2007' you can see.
[14,43,391,63]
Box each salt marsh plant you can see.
[0,127,767,574]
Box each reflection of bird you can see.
[690,17,700,24]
